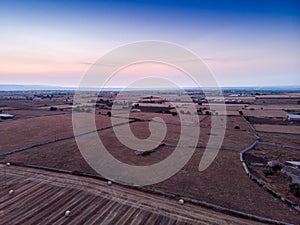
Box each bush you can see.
[205,111,210,115]
[50,106,58,111]
[172,112,178,116]
[290,183,300,197]
[263,169,274,176]
[234,126,240,130]
[107,111,112,117]
[271,164,282,172]
[238,111,243,116]
[71,170,81,176]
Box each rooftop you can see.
[0,114,14,118]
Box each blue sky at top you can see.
[0,0,299,87]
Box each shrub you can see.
[271,164,282,172]
[50,106,58,111]
[234,126,240,130]
[71,170,81,176]
[107,111,112,117]
[172,111,178,116]
[290,183,300,197]
[263,169,274,176]
[238,111,243,116]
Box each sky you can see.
[0,0,299,88]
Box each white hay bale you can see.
[65,210,71,217]
[107,181,112,186]
[8,189,14,195]
[179,199,184,205]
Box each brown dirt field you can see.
[221,129,257,150]
[247,116,288,125]
[0,113,127,152]
[248,145,300,166]
[222,115,253,131]
[3,137,97,174]
[3,140,300,223]
[3,109,69,119]
[254,124,300,134]
[224,110,241,116]
[247,104,300,110]
[258,133,300,147]
[38,105,74,110]
[1,165,267,225]
[251,166,299,204]
[153,150,300,223]
[1,111,255,153]
[0,99,67,109]
[126,116,256,150]
[225,96,256,102]
[255,94,300,98]
[242,109,288,118]
[254,97,300,105]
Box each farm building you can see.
[132,103,174,113]
[287,114,300,121]
[286,161,300,169]
[0,113,14,120]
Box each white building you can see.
[287,114,300,121]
